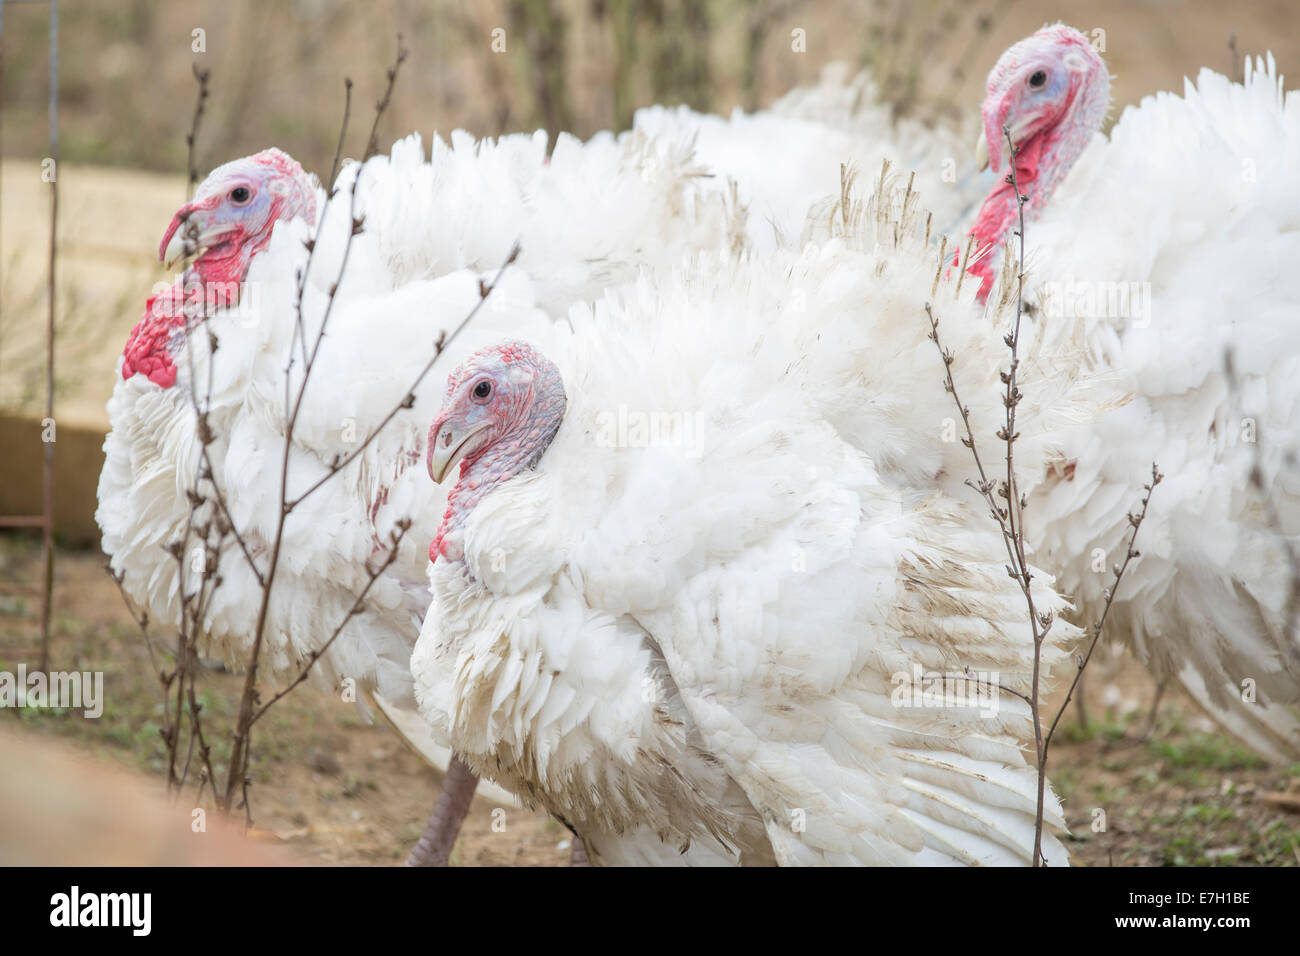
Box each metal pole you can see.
[38,0,58,673]
[1,2,7,390]
[0,2,60,666]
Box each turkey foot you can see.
[1137,676,1170,743]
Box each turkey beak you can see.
[160,204,229,270]
[979,113,1040,174]
[428,420,490,484]
[975,129,990,172]
[160,205,200,270]
[1005,114,1038,151]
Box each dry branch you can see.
[111,39,510,827]
[926,125,1158,867]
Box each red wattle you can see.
[122,281,188,388]
[120,266,242,389]
[963,139,1045,302]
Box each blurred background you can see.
[2,0,1299,865]
[3,0,1298,437]
[5,0,1300,172]
[4,0,1299,441]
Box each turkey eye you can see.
[1029,70,1047,88]
[473,381,492,399]
[230,186,251,203]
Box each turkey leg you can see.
[570,836,590,866]
[404,754,479,867]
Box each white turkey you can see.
[409,171,1099,865]
[957,24,1300,760]
[632,61,987,253]
[97,128,737,864]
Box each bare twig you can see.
[222,36,494,818]
[108,566,161,678]
[195,444,264,586]
[327,78,354,193]
[926,125,1157,867]
[363,36,408,161]
[251,521,411,725]
[286,243,520,510]
[1043,465,1162,753]
[114,36,507,834]
[224,39,411,813]
[184,64,211,200]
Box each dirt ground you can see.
[0,538,563,866]
[1,536,1296,866]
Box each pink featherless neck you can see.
[429,343,567,565]
[963,25,1109,300]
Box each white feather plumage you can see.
[632,63,988,252]
[411,179,1092,866]
[97,127,736,775]
[1011,56,1300,760]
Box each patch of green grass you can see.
[1050,767,1080,797]
[1062,715,1132,744]
[1153,797,1295,867]
[1093,781,1128,803]
[1179,803,1236,825]
[1163,832,1208,866]
[1251,820,1299,865]
[1149,733,1267,773]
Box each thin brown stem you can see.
[995,125,1051,865]
[184,65,211,200]
[1043,465,1162,755]
[924,125,1158,867]
[286,244,520,511]
[364,36,408,161]
[327,78,354,193]
[250,522,410,726]
[224,42,409,811]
